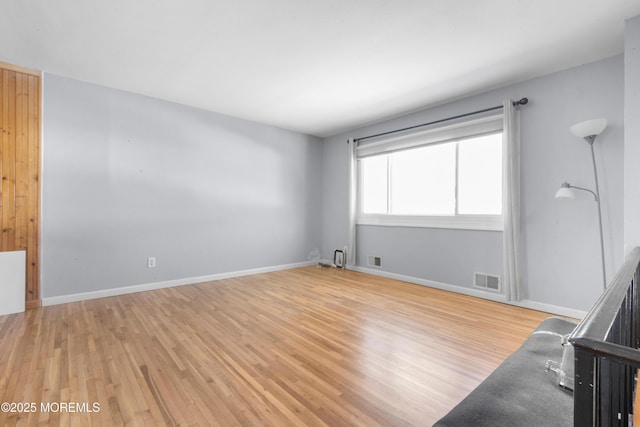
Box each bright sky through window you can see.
[359,132,502,218]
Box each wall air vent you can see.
[367,256,382,267]
[474,272,501,292]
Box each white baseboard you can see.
[350,265,587,319]
[350,265,508,302]
[515,299,586,320]
[42,261,316,307]
[43,261,587,319]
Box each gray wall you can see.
[42,74,323,298]
[625,16,640,250]
[40,52,627,312]
[322,55,624,312]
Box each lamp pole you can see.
[586,136,606,291]
[557,118,608,291]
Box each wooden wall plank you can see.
[1,70,9,253]
[26,74,40,304]
[15,73,28,251]
[3,70,17,251]
[0,70,4,242]
[0,64,41,307]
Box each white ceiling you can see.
[1,1,639,137]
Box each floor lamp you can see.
[555,118,607,291]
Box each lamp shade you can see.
[570,118,607,138]
[555,182,575,199]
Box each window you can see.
[357,115,503,230]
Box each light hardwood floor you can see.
[0,266,553,426]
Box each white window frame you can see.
[356,114,504,231]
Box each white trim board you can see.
[42,261,316,307]
[0,250,26,315]
[350,265,587,320]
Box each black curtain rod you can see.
[352,97,528,143]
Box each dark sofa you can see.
[435,247,640,427]
[434,316,576,426]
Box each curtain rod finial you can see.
[513,98,528,106]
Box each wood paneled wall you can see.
[0,62,41,308]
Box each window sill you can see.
[357,215,503,231]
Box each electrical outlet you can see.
[147,257,156,268]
